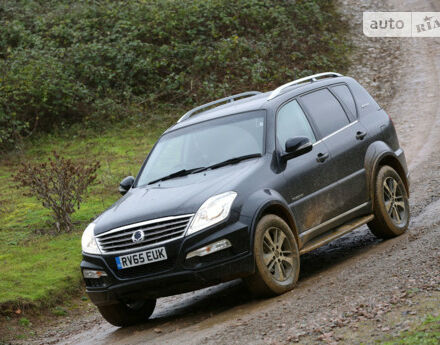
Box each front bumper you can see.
[81,219,254,306]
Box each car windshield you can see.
[136,110,266,186]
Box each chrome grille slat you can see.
[96,214,193,254]
[98,223,188,244]
[97,218,190,241]
[99,227,186,248]
[99,241,133,250]
[99,230,186,250]
[96,214,192,237]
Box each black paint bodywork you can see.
[81,76,409,306]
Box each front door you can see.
[276,98,333,233]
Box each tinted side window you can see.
[277,99,316,149]
[331,85,357,117]
[301,89,349,138]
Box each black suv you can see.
[81,72,410,326]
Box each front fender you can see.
[240,189,300,249]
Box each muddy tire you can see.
[97,299,156,327]
[368,165,410,239]
[244,215,300,297]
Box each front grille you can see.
[96,214,193,254]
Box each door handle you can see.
[316,152,329,163]
[356,131,367,140]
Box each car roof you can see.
[165,74,353,134]
[165,92,270,133]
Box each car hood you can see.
[93,158,262,235]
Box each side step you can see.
[299,215,374,255]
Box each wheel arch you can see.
[376,155,409,195]
[242,191,301,249]
[259,203,300,243]
[365,142,410,204]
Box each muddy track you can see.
[25,0,440,344]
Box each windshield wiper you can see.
[192,153,262,173]
[147,154,262,185]
[147,167,204,185]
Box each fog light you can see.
[186,239,232,259]
[83,269,108,279]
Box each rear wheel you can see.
[368,165,410,239]
[97,299,156,327]
[244,215,300,297]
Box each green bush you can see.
[0,51,90,135]
[0,0,349,148]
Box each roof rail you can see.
[267,72,343,101]
[177,91,262,123]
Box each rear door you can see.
[299,86,369,221]
[276,98,333,233]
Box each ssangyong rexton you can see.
[81,72,410,326]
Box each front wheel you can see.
[368,165,410,239]
[244,215,300,297]
[97,299,156,327]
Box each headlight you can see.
[187,191,237,236]
[81,223,100,254]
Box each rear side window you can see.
[300,89,350,138]
[277,99,316,149]
[331,85,357,118]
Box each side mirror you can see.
[119,176,135,195]
[282,137,313,160]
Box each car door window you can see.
[277,99,316,149]
[330,84,357,118]
[300,89,350,138]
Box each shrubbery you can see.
[13,152,100,232]
[0,0,349,148]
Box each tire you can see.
[97,299,156,327]
[368,165,410,239]
[244,215,300,297]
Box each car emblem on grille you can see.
[132,230,145,243]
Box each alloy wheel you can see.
[262,227,295,282]
[383,177,407,225]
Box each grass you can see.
[19,318,30,327]
[0,112,178,310]
[378,315,440,345]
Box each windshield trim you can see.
[133,110,267,188]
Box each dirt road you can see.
[27,0,440,344]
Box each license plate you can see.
[115,247,167,270]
